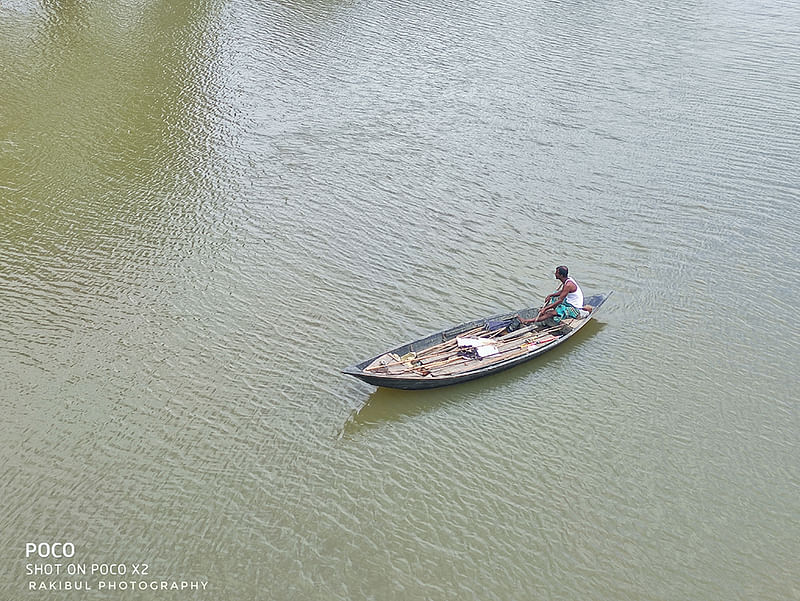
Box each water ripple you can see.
[2,0,799,598]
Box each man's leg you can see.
[533,308,557,322]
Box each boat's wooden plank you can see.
[425,358,473,376]
[364,353,399,371]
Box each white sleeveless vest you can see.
[565,277,583,308]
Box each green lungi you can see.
[553,301,580,323]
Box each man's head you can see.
[555,265,569,279]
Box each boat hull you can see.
[343,292,612,390]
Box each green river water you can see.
[1,0,798,599]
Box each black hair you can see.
[556,265,569,278]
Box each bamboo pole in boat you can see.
[420,323,566,376]
[430,332,563,376]
[362,319,570,374]
[495,323,563,344]
[424,356,467,371]
[418,324,563,372]
[413,325,485,357]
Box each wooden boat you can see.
[343,292,612,389]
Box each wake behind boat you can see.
[343,292,612,390]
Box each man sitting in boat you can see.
[518,265,592,325]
